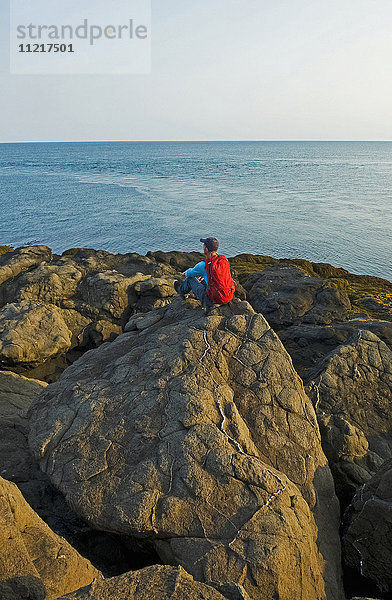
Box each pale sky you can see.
[1,0,392,142]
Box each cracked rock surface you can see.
[0,476,100,600]
[342,458,392,595]
[29,298,343,599]
[58,565,228,600]
[0,370,155,581]
[306,330,392,508]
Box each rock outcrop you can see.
[233,255,392,383]
[0,245,52,286]
[1,245,390,383]
[0,260,83,307]
[58,565,228,600]
[342,458,392,595]
[0,247,178,377]
[0,370,141,579]
[2,244,391,598]
[306,330,392,508]
[146,250,204,272]
[0,371,49,507]
[360,296,392,320]
[0,369,87,539]
[0,477,100,600]
[0,301,73,370]
[0,245,13,256]
[243,264,351,329]
[280,320,392,380]
[0,369,47,430]
[29,298,343,599]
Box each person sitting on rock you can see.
[174,237,235,309]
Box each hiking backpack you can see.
[205,254,235,305]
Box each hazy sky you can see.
[1,0,392,142]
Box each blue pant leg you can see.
[178,277,211,306]
[177,277,192,296]
[188,277,208,305]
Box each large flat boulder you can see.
[58,565,228,600]
[243,265,351,329]
[0,477,100,600]
[306,330,392,508]
[29,299,343,599]
[77,272,150,320]
[342,458,392,596]
[0,301,72,370]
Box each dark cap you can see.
[200,237,219,251]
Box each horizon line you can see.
[1,138,392,144]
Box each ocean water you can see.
[0,141,391,281]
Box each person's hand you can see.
[182,271,187,277]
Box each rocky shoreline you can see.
[0,244,391,600]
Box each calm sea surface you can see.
[0,141,391,280]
